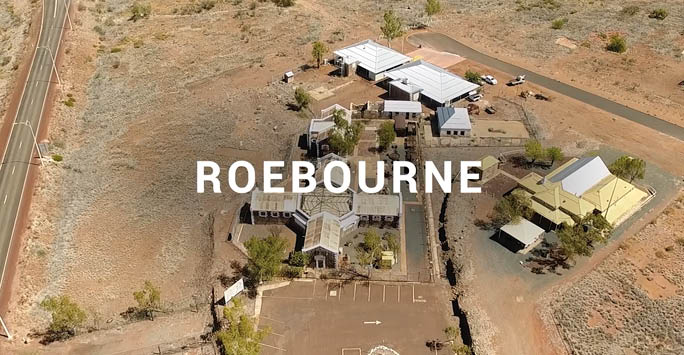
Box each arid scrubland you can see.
[553,194,684,355]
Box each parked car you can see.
[467,93,483,102]
[481,75,497,85]
[508,75,526,86]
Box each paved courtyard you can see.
[258,280,453,355]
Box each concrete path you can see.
[408,32,684,141]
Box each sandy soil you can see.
[431,0,684,128]
[550,193,684,354]
[0,0,682,353]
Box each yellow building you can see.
[518,157,648,228]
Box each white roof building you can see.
[333,40,411,76]
[436,107,471,131]
[500,219,545,252]
[385,60,480,105]
[383,100,422,114]
[547,156,612,197]
[308,104,352,146]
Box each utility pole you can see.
[0,314,11,340]
[38,46,61,87]
[14,121,45,167]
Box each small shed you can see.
[283,71,294,83]
[436,107,471,137]
[499,219,545,254]
[471,155,500,182]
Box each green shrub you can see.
[676,238,684,247]
[606,35,627,53]
[288,251,310,267]
[280,265,303,279]
[648,8,668,20]
[464,70,482,84]
[130,2,151,22]
[551,18,568,30]
[52,154,63,162]
[110,47,122,53]
[62,97,76,107]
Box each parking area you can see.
[258,280,452,354]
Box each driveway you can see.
[408,32,684,141]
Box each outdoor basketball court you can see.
[258,279,453,354]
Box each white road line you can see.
[53,2,57,18]
[31,97,34,105]
[383,285,386,303]
[367,283,371,302]
[312,279,316,298]
[338,281,342,300]
[325,282,329,300]
[11,166,15,175]
[260,316,285,324]
[398,285,401,303]
[353,282,357,301]
[18,141,22,149]
[412,284,415,303]
[3,195,7,205]
[259,343,286,352]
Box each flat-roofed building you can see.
[250,189,299,222]
[333,40,411,81]
[353,193,401,225]
[499,219,545,254]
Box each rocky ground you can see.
[0,0,34,119]
[552,193,684,355]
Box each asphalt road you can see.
[408,32,684,141]
[0,2,68,290]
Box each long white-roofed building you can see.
[385,60,480,107]
[333,40,411,81]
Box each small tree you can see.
[289,251,310,267]
[328,110,363,156]
[380,10,404,48]
[492,190,533,226]
[609,155,645,182]
[244,233,288,283]
[606,35,627,53]
[545,146,564,165]
[129,2,151,22]
[464,70,482,85]
[294,87,312,111]
[383,232,400,256]
[425,0,442,17]
[311,41,328,68]
[40,296,86,342]
[133,281,161,320]
[355,229,383,267]
[377,121,396,151]
[557,213,612,261]
[217,298,269,355]
[524,139,544,164]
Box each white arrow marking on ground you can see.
[363,320,382,325]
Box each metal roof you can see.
[548,157,611,197]
[500,219,545,246]
[303,212,341,253]
[385,60,480,103]
[250,190,298,212]
[383,100,422,113]
[333,40,410,74]
[353,193,401,216]
[436,107,471,130]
